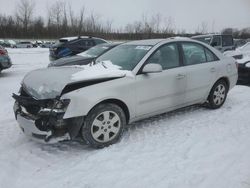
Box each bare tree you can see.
[163,16,175,34]
[77,7,85,34]
[15,0,35,31]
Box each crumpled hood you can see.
[22,62,129,100]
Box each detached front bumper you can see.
[13,94,84,143]
[16,113,53,142]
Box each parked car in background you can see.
[49,36,108,61]
[224,42,250,83]
[35,40,43,47]
[13,38,237,148]
[16,41,33,48]
[0,40,6,47]
[48,43,121,67]
[0,45,12,73]
[234,39,247,48]
[0,40,17,48]
[7,40,17,48]
[41,41,54,48]
[192,34,235,52]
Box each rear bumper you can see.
[0,56,12,69]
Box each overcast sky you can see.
[0,0,249,33]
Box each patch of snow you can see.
[0,48,250,188]
[71,61,132,81]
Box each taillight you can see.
[0,49,7,55]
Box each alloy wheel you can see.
[213,84,226,106]
[91,111,121,143]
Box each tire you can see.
[81,103,126,148]
[207,80,228,109]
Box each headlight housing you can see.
[54,99,70,110]
[38,99,70,115]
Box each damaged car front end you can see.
[12,65,127,143]
[12,67,89,143]
[13,87,84,142]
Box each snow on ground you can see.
[0,48,250,188]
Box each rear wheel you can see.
[81,103,126,148]
[207,80,228,109]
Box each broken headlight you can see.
[53,99,70,110]
[38,99,70,115]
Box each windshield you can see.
[95,45,152,70]
[79,45,110,58]
[193,37,212,45]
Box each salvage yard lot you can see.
[0,48,250,188]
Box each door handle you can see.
[210,68,216,72]
[176,74,185,80]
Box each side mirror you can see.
[142,63,163,74]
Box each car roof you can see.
[123,37,193,46]
[59,36,107,42]
[192,34,232,38]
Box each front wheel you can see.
[81,103,126,148]
[207,80,228,109]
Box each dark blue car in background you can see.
[49,36,107,61]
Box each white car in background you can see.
[224,42,250,83]
[16,41,33,48]
[13,38,238,148]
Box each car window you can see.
[87,40,95,46]
[222,35,233,47]
[96,45,152,71]
[147,43,180,70]
[212,36,222,46]
[192,37,212,45]
[205,48,218,62]
[182,43,206,65]
[80,40,94,47]
[95,39,106,45]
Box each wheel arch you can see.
[88,98,130,124]
[216,77,230,89]
[207,76,230,101]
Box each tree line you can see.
[0,0,249,40]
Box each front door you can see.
[135,43,187,117]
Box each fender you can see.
[61,76,136,120]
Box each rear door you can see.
[180,42,219,104]
[135,43,187,117]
